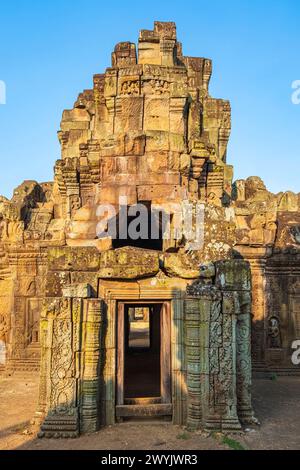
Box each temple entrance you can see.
[124,304,160,398]
[116,302,172,420]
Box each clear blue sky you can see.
[0,0,299,198]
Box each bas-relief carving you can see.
[234,175,300,367]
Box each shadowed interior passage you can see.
[124,304,162,399]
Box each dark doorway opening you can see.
[112,202,164,251]
[116,301,172,420]
[124,304,161,399]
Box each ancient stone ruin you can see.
[0,22,299,436]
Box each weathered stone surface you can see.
[215,260,251,291]
[161,253,202,279]
[62,283,94,298]
[99,247,159,279]
[48,247,100,272]
[233,174,300,368]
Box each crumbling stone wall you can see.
[233,177,300,371]
[0,182,56,370]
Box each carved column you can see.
[185,276,243,432]
[35,302,51,423]
[215,291,241,431]
[235,246,270,366]
[79,298,103,433]
[250,257,267,365]
[212,259,253,430]
[186,283,239,431]
[185,295,202,430]
[236,291,254,423]
[172,296,187,426]
[203,289,241,431]
[201,287,224,430]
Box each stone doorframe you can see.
[116,301,172,420]
[38,261,255,437]
[99,282,187,425]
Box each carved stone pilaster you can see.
[236,291,254,423]
[79,299,103,433]
[185,296,202,430]
[39,298,79,438]
[35,303,50,422]
[205,291,241,431]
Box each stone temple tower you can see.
[35,21,255,436]
[1,22,257,436]
[1,22,299,433]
